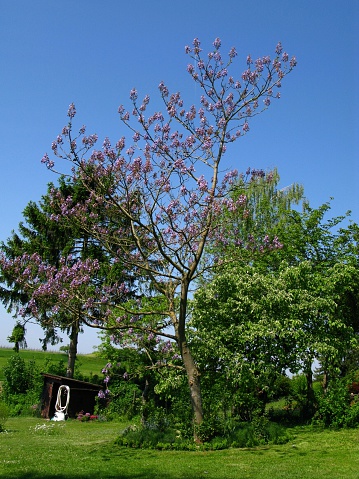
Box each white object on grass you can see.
[51,385,70,421]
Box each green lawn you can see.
[0,418,358,479]
[0,347,105,382]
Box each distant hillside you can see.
[0,347,105,383]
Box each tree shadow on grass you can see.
[1,473,206,479]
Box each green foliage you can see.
[113,397,291,450]
[115,423,180,449]
[0,401,9,431]
[4,391,41,417]
[95,342,192,424]
[313,376,359,428]
[194,415,223,442]
[115,414,291,450]
[287,374,314,416]
[198,174,359,414]
[2,355,40,396]
[159,386,193,437]
[59,345,69,354]
[345,400,359,428]
[228,419,291,448]
[42,357,68,377]
[271,374,292,399]
[1,354,43,416]
[99,382,142,419]
[7,322,27,352]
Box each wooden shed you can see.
[40,373,102,419]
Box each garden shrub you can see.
[225,412,292,448]
[345,399,359,427]
[142,405,172,431]
[2,355,35,396]
[271,374,292,399]
[313,376,359,428]
[42,357,67,377]
[289,375,309,409]
[0,401,9,432]
[115,423,180,449]
[115,410,291,450]
[98,382,142,420]
[4,391,41,417]
[277,374,317,421]
[1,355,42,416]
[194,415,223,442]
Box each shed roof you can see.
[41,373,102,390]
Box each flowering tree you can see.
[0,179,135,377]
[0,38,296,439]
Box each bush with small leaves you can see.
[1,355,42,416]
[313,376,358,428]
[0,402,9,432]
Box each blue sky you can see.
[0,0,358,353]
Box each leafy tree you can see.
[204,167,306,266]
[7,322,27,352]
[0,177,134,377]
[193,170,359,415]
[0,185,79,365]
[259,202,359,384]
[192,259,358,415]
[0,38,297,439]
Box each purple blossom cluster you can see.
[0,249,128,324]
[98,362,113,398]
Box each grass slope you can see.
[0,348,105,382]
[0,418,358,479]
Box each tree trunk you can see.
[181,338,203,428]
[304,360,315,419]
[66,317,79,378]
[141,378,150,425]
[322,370,329,393]
[174,281,204,443]
[305,368,313,392]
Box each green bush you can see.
[0,401,9,431]
[280,374,317,421]
[1,355,42,416]
[2,355,35,396]
[271,375,292,400]
[228,420,291,448]
[42,357,67,377]
[345,398,359,427]
[142,406,172,432]
[115,423,179,449]
[289,375,309,408]
[194,415,223,442]
[98,382,142,420]
[313,376,359,428]
[3,391,41,417]
[115,413,291,450]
